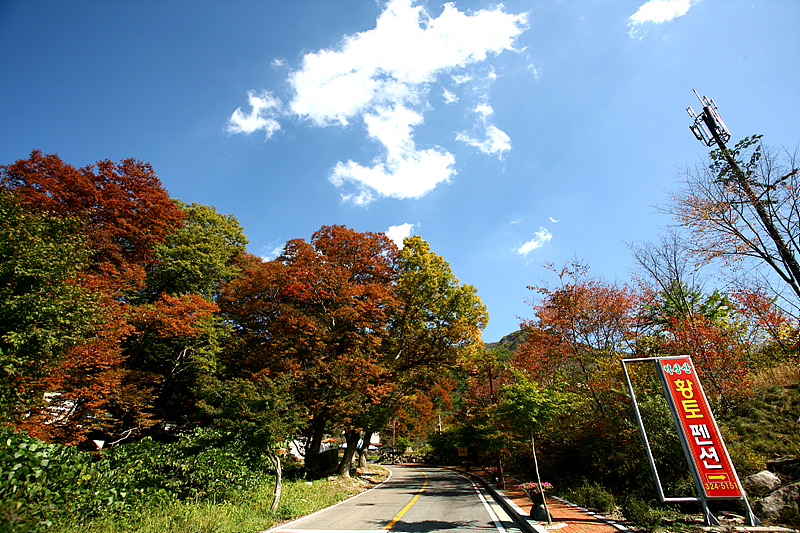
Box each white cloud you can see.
[226,90,282,138]
[456,102,511,157]
[228,0,527,205]
[261,242,286,261]
[327,104,456,204]
[457,126,511,156]
[386,223,415,248]
[475,103,494,118]
[272,58,287,68]
[330,147,456,205]
[628,0,699,36]
[549,216,559,223]
[364,104,421,160]
[287,0,526,126]
[516,227,552,256]
[442,89,458,104]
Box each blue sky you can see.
[1,0,798,342]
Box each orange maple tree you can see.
[513,261,640,415]
[1,151,200,443]
[219,225,398,474]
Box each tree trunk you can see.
[270,454,283,513]
[336,429,361,477]
[358,430,373,468]
[710,129,800,302]
[531,431,552,525]
[304,414,327,478]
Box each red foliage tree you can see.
[1,151,190,444]
[514,262,640,415]
[219,225,398,475]
[2,151,184,284]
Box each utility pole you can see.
[686,90,800,299]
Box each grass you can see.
[50,468,389,533]
[721,363,800,462]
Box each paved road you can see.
[268,465,524,533]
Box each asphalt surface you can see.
[267,464,524,533]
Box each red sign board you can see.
[658,356,742,499]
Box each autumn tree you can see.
[218,225,398,476]
[278,225,400,475]
[514,261,639,415]
[630,234,781,404]
[1,150,184,287]
[663,136,800,315]
[1,151,186,443]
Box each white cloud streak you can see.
[456,103,512,157]
[516,227,552,255]
[628,0,699,36]
[226,90,281,138]
[260,242,286,261]
[442,89,458,104]
[386,223,415,248]
[228,0,527,205]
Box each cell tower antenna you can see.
[687,88,731,147]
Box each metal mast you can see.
[686,90,800,300]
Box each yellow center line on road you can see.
[383,471,429,530]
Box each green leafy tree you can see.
[380,235,488,419]
[141,201,248,301]
[121,202,249,429]
[197,374,304,511]
[0,191,100,417]
[351,235,488,473]
[494,380,576,522]
[388,235,488,376]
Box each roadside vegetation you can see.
[1,424,387,533]
[429,135,800,530]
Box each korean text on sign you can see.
[659,357,742,499]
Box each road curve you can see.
[266,464,522,533]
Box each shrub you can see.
[621,497,665,532]
[106,428,269,503]
[0,426,122,532]
[565,482,615,514]
[0,425,278,531]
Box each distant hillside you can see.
[485,329,527,357]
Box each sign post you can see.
[622,356,760,526]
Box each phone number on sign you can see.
[704,482,737,492]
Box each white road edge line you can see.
[468,478,508,533]
[259,467,395,533]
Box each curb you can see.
[550,495,631,532]
[454,468,549,533]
